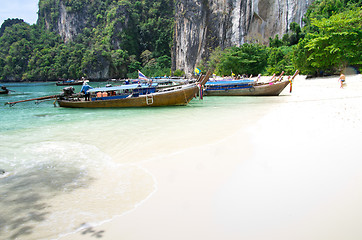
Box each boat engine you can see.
[62,87,75,96]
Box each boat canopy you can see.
[206,79,254,85]
[87,83,158,93]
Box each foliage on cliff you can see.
[271,0,361,76]
[204,0,361,77]
[0,0,174,81]
[294,1,362,75]
[1,0,361,81]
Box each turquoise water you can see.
[0,82,288,239]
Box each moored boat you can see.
[57,83,200,108]
[204,79,290,96]
[6,72,212,108]
[56,79,88,86]
[204,70,298,96]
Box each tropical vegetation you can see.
[205,0,361,77]
[0,0,174,81]
[0,0,361,81]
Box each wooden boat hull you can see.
[57,84,199,108]
[204,80,290,96]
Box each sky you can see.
[0,0,39,25]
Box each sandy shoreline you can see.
[59,74,362,240]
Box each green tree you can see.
[267,46,295,75]
[303,0,362,33]
[214,44,268,76]
[206,47,223,73]
[295,8,362,74]
[110,49,129,78]
[1,0,176,81]
[269,35,283,48]
[0,18,24,36]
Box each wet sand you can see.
[60,74,362,240]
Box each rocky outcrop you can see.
[39,0,92,43]
[38,0,313,78]
[38,0,132,79]
[39,0,132,45]
[173,0,314,76]
[57,2,87,43]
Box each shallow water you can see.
[0,82,288,240]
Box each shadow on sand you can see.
[0,163,94,239]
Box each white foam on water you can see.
[0,139,156,240]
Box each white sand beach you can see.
[60,74,362,240]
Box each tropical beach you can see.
[35,73,360,240]
[1,0,361,239]
[1,74,362,240]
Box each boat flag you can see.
[138,70,149,81]
[231,71,235,79]
[194,68,201,75]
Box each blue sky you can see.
[0,0,39,25]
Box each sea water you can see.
[0,82,288,240]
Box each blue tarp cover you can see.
[206,80,254,86]
[88,83,158,93]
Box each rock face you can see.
[57,2,87,43]
[173,0,314,76]
[38,0,132,80]
[38,0,313,78]
[40,1,91,43]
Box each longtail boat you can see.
[204,70,298,96]
[56,79,88,86]
[57,83,198,108]
[6,71,212,108]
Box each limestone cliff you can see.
[39,1,91,43]
[38,0,313,78]
[173,0,314,76]
[38,0,133,79]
